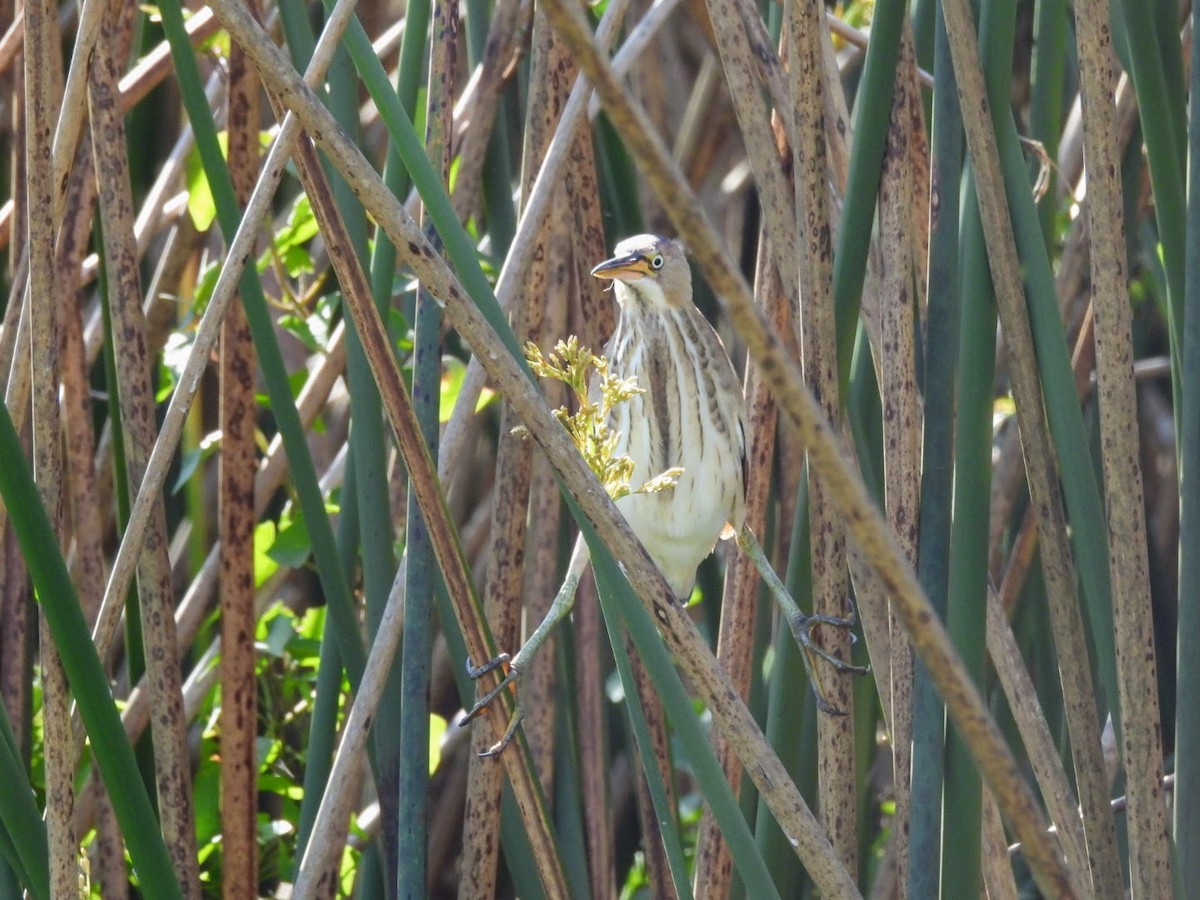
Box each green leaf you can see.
[171,429,220,494]
[253,520,280,587]
[193,752,221,844]
[390,307,413,354]
[279,314,320,353]
[439,356,465,422]
[279,294,337,353]
[295,605,326,640]
[262,613,296,659]
[159,330,194,402]
[428,714,447,774]
[184,131,230,231]
[198,24,231,58]
[278,195,318,248]
[309,292,339,348]
[269,514,313,569]
[437,355,497,423]
[259,773,305,802]
[257,370,310,408]
[282,244,314,278]
[192,259,221,314]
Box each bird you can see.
[595,234,748,601]
[463,234,865,756]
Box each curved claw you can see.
[466,652,511,680]
[462,653,526,757]
[793,616,871,676]
[788,612,871,715]
[477,709,525,758]
[460,657,513,729]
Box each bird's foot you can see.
[462,653,525,758]
[788,612,870,716]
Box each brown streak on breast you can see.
[647,344,672,476]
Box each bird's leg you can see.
[736,525,869,715]
[463,538,590,757]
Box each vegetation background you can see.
[0,0,1193,897]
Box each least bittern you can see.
[464,235,866,757]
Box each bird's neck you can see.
[615,281,685,315]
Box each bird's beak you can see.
[590,252,650,282]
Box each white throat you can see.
[615,277,670,312]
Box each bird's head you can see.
[590,234,691,310]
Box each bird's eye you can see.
[650,254,664,270]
